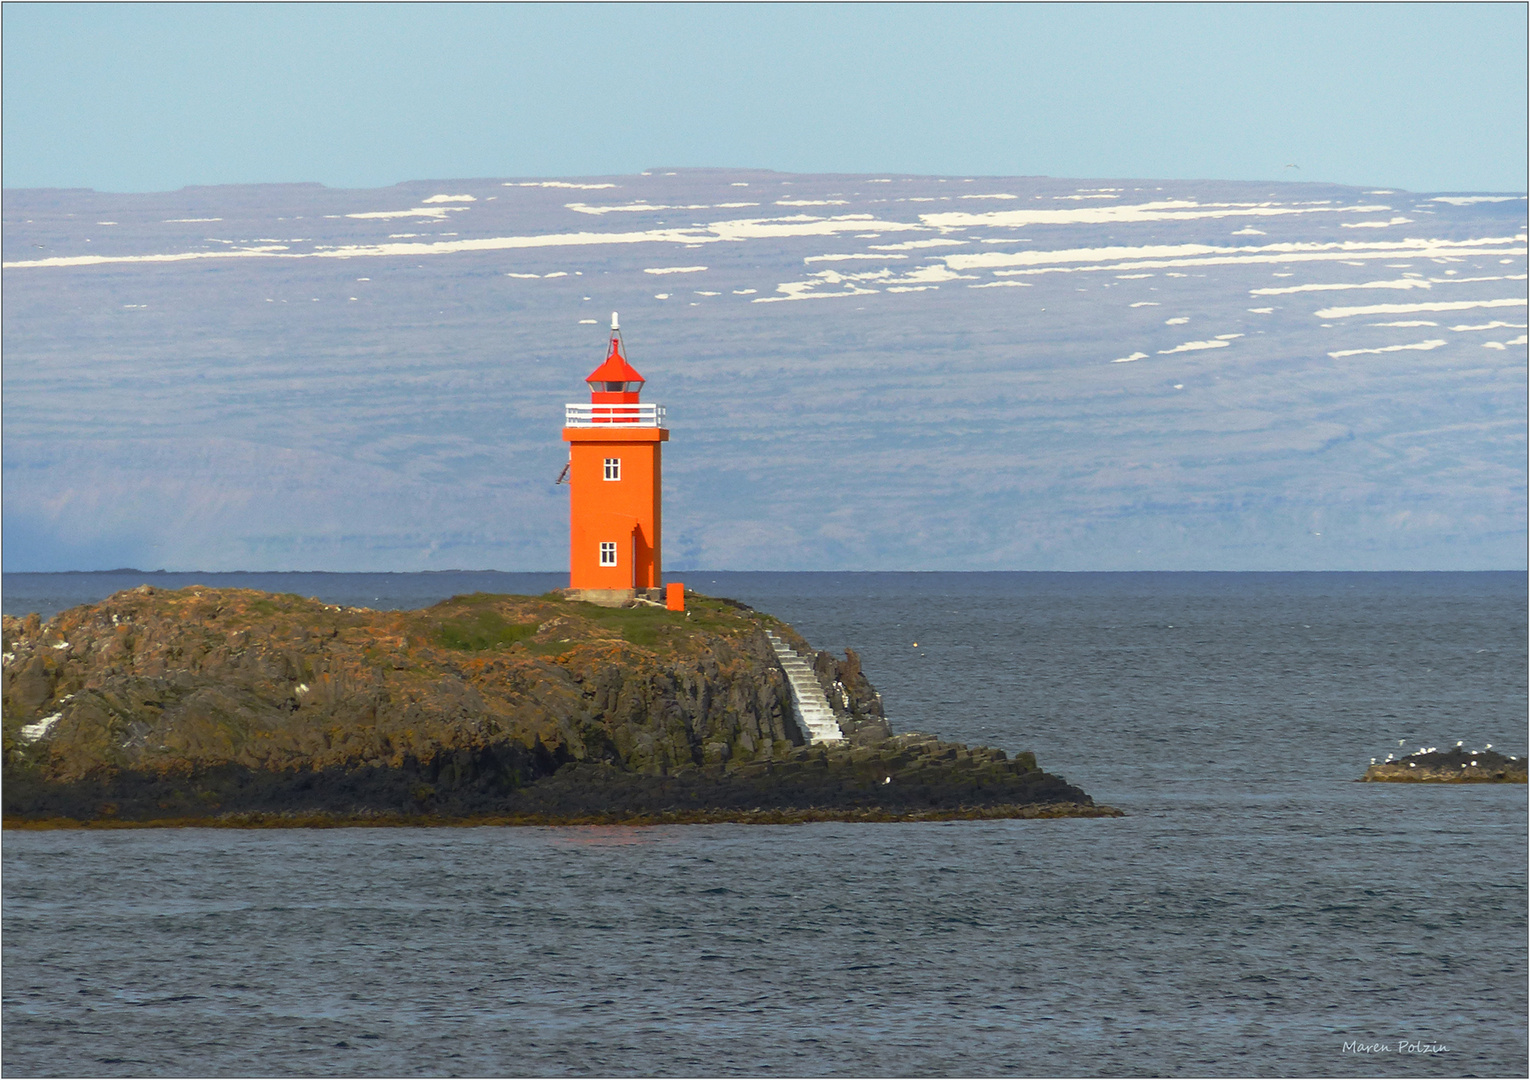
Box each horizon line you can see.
[3,568,1524,577]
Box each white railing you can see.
[564,402,666,427]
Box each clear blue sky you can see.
[3,2,1526,193]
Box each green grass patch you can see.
[568,604,691,648]
[434,610,538,652]
[422,591,759,651]
[437,592,512,608]
[623,622,662,647]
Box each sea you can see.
[2,571,1526,1077]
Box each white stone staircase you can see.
[764,629,844,744]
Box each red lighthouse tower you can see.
[562,314,670,601]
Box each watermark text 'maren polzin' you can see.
[1342,1039,1448,1055]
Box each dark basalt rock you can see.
[4,734,1114,825]
[2,587,1116,825]
[812,647,893,744]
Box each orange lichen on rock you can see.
[3,587,796,782]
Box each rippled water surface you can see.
[4,572,1526,1076]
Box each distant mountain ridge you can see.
[2,170,1524,571]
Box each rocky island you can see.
[1361,746,1527,783]
[2,587,1119,826]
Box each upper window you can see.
[599,542,618,566]
[603,457,620,481]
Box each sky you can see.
[3,3,1526,195]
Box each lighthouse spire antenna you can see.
[609,310,626,356]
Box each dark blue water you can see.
[4,572,1526,1076]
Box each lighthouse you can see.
[561,313,673,605]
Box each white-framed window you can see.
[599,542,618,566]
[603,457,620,481]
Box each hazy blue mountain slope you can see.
[2,170,1524,571]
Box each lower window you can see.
[599,541,617,566]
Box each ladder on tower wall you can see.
[764,630,844,744]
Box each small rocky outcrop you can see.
[1361,746,1527,783]
[811,646,892,743]
[2,587,1116,825]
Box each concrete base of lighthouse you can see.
[557,587,667,608]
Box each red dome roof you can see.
[585,335,645,386]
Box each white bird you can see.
[1456,740,1464,747]
[1485,743,1492,750]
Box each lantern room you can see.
[565,313,665,428]
[584,327,646,405]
